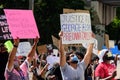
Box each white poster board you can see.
[16,42,31,56]
[82,39,98,54]
[60,13,92,44]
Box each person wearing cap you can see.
[95,49,116,80]
[4,37,39,80]
[59,31,94,80]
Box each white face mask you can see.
[110,60,114,64]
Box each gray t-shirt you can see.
[61,61,86,80]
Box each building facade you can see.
[86,0,120,50]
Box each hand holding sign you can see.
[59,31,63,39]
[14,37,20,47]
[34,36,39,44]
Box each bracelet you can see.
[14,45,18,48]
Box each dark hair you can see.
[72,46,76,51]
[75,52,84,59]
[103,51,114,61]
[92,56,99,61]
[0,43,4,47]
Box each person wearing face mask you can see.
[95,49,117,80]
[59,31,94,80]
[4,37,39,80]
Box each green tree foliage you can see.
[106,7,120,40]
[106,19,120,40]
[1,0,29,9]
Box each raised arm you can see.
[83,43,94,66]
[7,38,19,71]
[83,33,95,66]
[59,31,66,67]
[26,36,39,63]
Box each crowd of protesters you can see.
[0,32,120,80]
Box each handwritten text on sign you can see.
[0,15,12,39]
[60,13,92,44]
[16,42,31,56]
[4,9,40,39]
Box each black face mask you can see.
[71,61,78,64]
[105,56,114,60]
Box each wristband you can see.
[14,45,18,48]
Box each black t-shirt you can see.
[0,52,9,80]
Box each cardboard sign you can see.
[109,40,115,48]
[4,9,40,39]
[37,45,47,54]
[52,35,59,48]
[0,14,12,39]
[63,8,89,14]
[115,60,120,79]
[105,34,109,49]
[4,40,13,53]
[16,42,31,56]
[60,13,92,44]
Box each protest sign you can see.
[52,35,59,48]
[60,12,92,44]
[63,8,89,14]
[0,14,12,39]
[109,40,114,48]
[115,60,120,79]
[82,39,98,55]
[16,42,31,56]
[4,40,13,53]
[4,9,40,39]
[105,34,109,49]
[37,45,47,54]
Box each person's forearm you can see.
[59,37,66,67]
[40,63,49,76]
[84,43,94,66]
[27,42,37,57]
[103,76,113,80]
[8,47,18,66]
[7,40,19,70]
